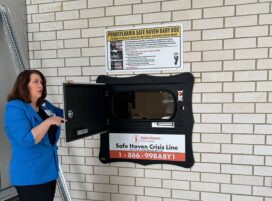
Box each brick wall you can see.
[26,0,272,200]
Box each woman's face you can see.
[28,73,43,103]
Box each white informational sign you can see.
[105,23,183,73]
[109,133,186,162]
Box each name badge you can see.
[44,109,55,117]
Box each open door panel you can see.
[63,83,108,142]
[63,73,194,168]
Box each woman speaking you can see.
[4,70,65,201]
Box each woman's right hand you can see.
[47,115,66,126]
[32,115,66,144]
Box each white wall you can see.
[26,0,272,200]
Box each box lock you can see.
[68,110,73,118]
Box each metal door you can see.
[63,83,108,142]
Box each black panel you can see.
[97,73,195,168]
[63,83,108,142]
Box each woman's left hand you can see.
[63,80,74,84]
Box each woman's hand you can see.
[63,80,74,84]
[47,115,66,126]
[32,115,66,144]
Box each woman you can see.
[4,70,65,201]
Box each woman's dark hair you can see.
[7,70,47,105]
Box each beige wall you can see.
[26,0,272,200]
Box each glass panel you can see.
[113,91,175,120]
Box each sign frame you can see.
[105,23,183,73]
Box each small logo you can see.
[132,135,141,143]
[178,90,183,101]
[173,52,179,65]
